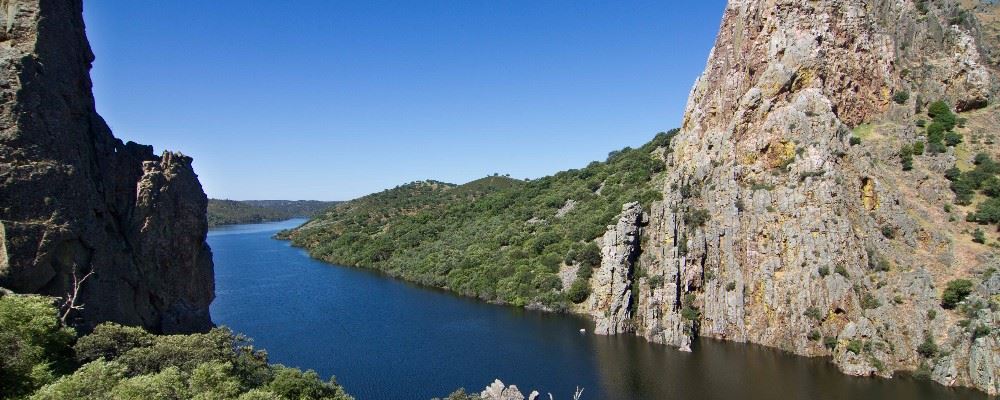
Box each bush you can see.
[973,228,987,244]
[647,275,664,288]
[681,306,701,321]
[726,281,737,291]
[808,330,821,341]
[267,365,348,400]
[972,324,992,340]
[818,266,830,277]
[942,279,974,309]
[685,208,711,227]
[926,122,946,144]
[975,198,1000,223]
[75,323,155,364]
[913,140,925,155]
[835,265,849,278]
[899,145,914,171]
[982,177,1000,198]
[0,295,76,398]
[928,101,952,120]
[824,336,838,350]
[945,131,963,146]
[849,137,861,146]
[893,90,910,104]
[804,307,823,321]
[861,293,882,310]
[567,280,591,304]
[846,339,863,354]
[29,359,126,400]
[917,335,938,358]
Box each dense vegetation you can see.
[0,293,352,400]
[208,200,339,227]
[285,131,677,310]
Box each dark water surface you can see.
[209,219,986,400]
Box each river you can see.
[208,219,986,400]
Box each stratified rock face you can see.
[0,1,213,333]
[587,202,644,335]
[587,0,1000,394]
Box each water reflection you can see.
[209,220,987,400]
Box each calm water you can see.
[209,219,986,400]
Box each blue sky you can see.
[82,1,727,201]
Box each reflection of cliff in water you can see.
[587,335,985,400]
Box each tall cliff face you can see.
[589,0,1000,394]
[0,0,214,333]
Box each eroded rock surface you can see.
[586,0,1000,394]
[586,202,644,335]
[0,1,213,333]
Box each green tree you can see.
[0,295,76,399]
[942,279,974,309]
[29,360,125,400]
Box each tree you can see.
[0,294,76,399]
[75,323,155,364]
[567,280,591,304]
[941,279,974,309]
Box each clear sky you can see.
[82,1,728,201]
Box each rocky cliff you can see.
[0,0,213,333]
[585,0,1000,394]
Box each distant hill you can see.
[207,199,340,227]
[281,132,673,309]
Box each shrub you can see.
[567,280,591,304]
[972,324,992,340]
[846,339,863,354]
[913,140,925,155]
[927,100,952,120]
[916,119,927,128]
[899,145,914,171]
[881,226,895,239]
[893,90,910,104]
[926,122,946,144]
[681,306,701,321]
[75,323,156,364]
[928,309,937,320]
[917,335,938,358]
[824,336,838,350]
[975,198,1000,224]
[944,131,963,146]
[941,279,974,309]
[726,281,737,291]
[973,228,987,244]
[849,137,861,146]
[981,177,1000,198]
[0,295,76,398]
[685,208,711,227]
[804,307,823,321]
[835,265,849,278]
[808,330,821,341]
[818,266,830,277]
[647,275,664,288]
[266,366,348,400]
[861,293,882,310]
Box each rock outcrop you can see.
[0,1,213,333]
[587,202,645,335]
[586,0,1000,394]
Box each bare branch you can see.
[59,268,94,324]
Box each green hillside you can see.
[283,130,676,310]
[207,200,339,227]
